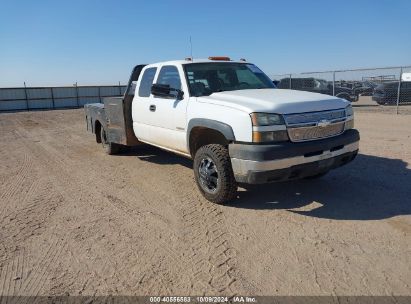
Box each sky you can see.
[0,0,410,87]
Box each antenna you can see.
[189,36,193,61]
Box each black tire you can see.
[193,144,238,204]
[304,171,329,179]
[100,127,120,155]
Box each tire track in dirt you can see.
[0,121,40,225]
[0,236,68,302]
[93,149,257,295]
[81,161,243,294]
[0,181,62,264]
[2,109,411,296]
[8,127,134,295]
[106,160,253,294]
[19,238,68,299]
[0,151,33,205]
[0,260,12,302]
[176,187,253,295]
[0,125,70,298]
[0,248,25,302]
[9,120,212,294]
[125,149,257,295]
[11,123,203,295]
[17,117,251,295]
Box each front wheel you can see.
[100,127,120,155]
[193,144,238,204]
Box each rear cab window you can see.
[138,67,157,97]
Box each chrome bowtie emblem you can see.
[317,119,331,127]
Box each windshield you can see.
[184,62,275,97]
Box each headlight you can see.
[250,112,288,143]
[250,113,284,126]
[345,105,353,117]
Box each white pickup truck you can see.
[85,57,359,203]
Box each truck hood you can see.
[197,88,350,114]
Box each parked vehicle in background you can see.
[372,81,411,105]
[277,77,359,102]
[85,57,359,204]
[402,73,411,81]
[358,81,379,96]
[336,81,376,96]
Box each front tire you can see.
[193,144,237,204]
[100,127,120,155]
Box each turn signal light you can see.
[252,130,289,143]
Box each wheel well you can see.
[189,127,230,157]
[95,120,102,143]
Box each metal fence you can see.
[2,65,411,113]
[270,66,411,114]
[0,84,127,111]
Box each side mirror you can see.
[151,83,171,96]
[151,84,184,100]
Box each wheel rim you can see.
[198,157,219,194]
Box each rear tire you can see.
[193,144,237,204]
[100,127,120,155]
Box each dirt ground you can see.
[0,107,410,297]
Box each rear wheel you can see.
[193,144,237,204]
[100,127,120,155]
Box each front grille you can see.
[285,109,346,125]
[284,109,347,142]
[287,121,345,141]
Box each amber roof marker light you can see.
[208,56,231,61]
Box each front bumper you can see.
[229,129,360,184]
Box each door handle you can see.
[149,105,156,112]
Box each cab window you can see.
[156,66,182,90]
[138,67,157,97]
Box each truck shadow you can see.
[119,145,193,168]
[121,146,410,221]
[232,154,411,221]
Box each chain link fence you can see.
[271,66,411,114]
[2,66,411,113]
[0,84,126,112]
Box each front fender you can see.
[186,118,236,151]
[187,118,235,140]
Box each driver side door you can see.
[150,65,189,154]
